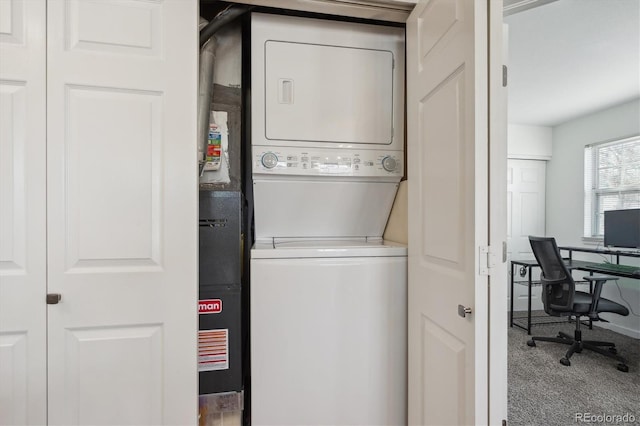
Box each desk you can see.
[510,259,547,334]
[510,248,640,334]
[560,246,640,279]
[509,259,591,334]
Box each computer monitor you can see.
[604,208,640,249]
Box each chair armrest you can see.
[583,275,619,319]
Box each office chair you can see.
[527,236,629,372]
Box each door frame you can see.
[0,0,509,424]
[489,0,509,423]
[230,0,508,423]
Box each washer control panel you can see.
[381,156,397,172]
[261,152,279,169]
[253,147,403,177]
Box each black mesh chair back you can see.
[525,236,629,371]
[529,236,574,315]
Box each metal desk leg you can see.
[510,262,515,328]
[589,271,594,330]
[527,266,533,335]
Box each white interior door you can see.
[507,159,546,311]
[0,0,47,424]
[407,0,492,424]
[46,1,197,424]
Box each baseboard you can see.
[595,321,640,339]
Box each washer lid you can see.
[251,239,407,259]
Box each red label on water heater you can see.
[199,299,222,314]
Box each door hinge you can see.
[479,245,498,276]
[502,65,508,87]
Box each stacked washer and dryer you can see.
[250,13,407,425]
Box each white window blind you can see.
[584,136,640,237]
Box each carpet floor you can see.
[508,319,640,426]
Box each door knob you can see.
[458,304,472,318]
[47,294,62,305]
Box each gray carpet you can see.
[508,318,640,426]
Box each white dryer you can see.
[250,13,407,426]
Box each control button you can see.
[261,152,278,169]
[382,156,397,172]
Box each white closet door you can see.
[407,0,495,424]
[0,0,47,424]
[507,159,546,311]
[46,1,197,424]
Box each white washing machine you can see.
[251,240,407,425]
[250,13,407,425]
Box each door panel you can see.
[62,325,163,425]
[419,68,466,266]
[0,0,47,424]
[63,86,163,271]
[65,0,162,56]
[407,0,489,424]
[46,1,197,424]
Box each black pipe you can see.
[200,5,253,48]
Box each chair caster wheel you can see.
[608,347,618,355]
[560,358,571,366]
[527,340,536,347]
[617,363,629,373]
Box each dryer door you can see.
[251,13,405,151]
[265,41,393,145]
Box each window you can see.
[584,136,640,238]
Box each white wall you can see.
[546,98,640,338]
[507,123,552,159]
[546,99,640,243]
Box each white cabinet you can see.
[0,1,197,424]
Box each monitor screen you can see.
[604,208,640,249]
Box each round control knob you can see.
[261,152,278,169]
[382,156,397,172]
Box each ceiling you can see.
[504,0,640,127]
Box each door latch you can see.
[47,294,62,305]
[458,304,472,318]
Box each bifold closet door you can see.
[0,0,48,424]
[46,1,198,424]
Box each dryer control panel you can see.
[253,147,403,177]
